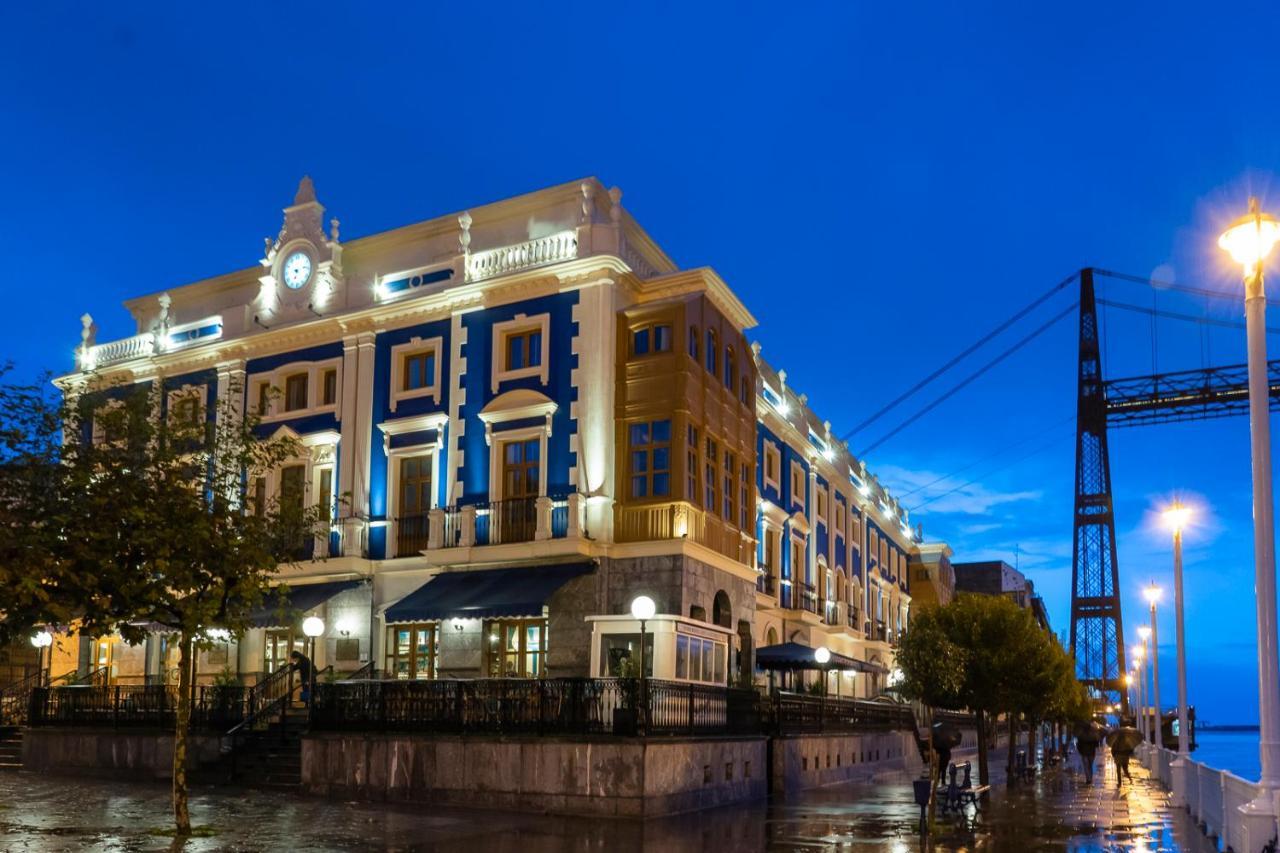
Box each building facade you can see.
[52,177,939,698]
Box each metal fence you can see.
[768,692,916,735]
[28,684,252,731]
[1146,745,1262,852]
[311,677,761,737]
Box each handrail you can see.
[226,664,296,737]
[345,662,375,681]
[0,668,46,726]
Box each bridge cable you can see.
[1094,268,1280,309]
[858,303,1078,458]
[1095,298,1280,336]
[839,271,1079,441]
[909,426,1076,513]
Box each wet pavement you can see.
[0,750,1218,851]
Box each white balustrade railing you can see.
[466,231,578,281]
[80,332,155,369]
[1149,745,1263,851]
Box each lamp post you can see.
[1219,200,1280,842]
[1144,583,1163,751]
[630,595,656,734]
[301,616,324,710]
[1163,503,1193,805]
[1132,640,1147,747]
[29,630,52,686]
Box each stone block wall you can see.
[21,728,222,781]
[769,730,923,793]
[302,733,767,817]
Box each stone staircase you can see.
[224,704,307,789]
[0,726,22,770]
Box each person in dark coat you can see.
[1075,724,1102,784]
[290,650,313,704]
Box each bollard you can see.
[912,776,932,836]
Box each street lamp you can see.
[302,616,324,709]
[1144,583,1163,750]
[1163,502,1193,804]
[630,595,656,733]
[29,630,52,686]
[1132,641,1147,743]
[1220,199,1280,839]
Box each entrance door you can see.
[497,438,539,542]
[264,630,302,675]
[93,637,117,684]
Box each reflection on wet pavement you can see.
[0,751,1219,851]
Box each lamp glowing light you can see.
[1219,200,1280,270]
[1143,583,1163,606]
[302,616,325,638]
[1132,643,1145,661]
[629,595,656,621]
[1138,625,1152,641]
[1162,502,1192,533]
[30,631,52,649]
[1124,673,1133,686]
[814,646,831,665]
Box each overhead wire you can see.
[1094,267,1280,309]
[1096,297,1280,335]
[909,425,1076,513]
[839,271,1079,441]
[858,302,1078,458]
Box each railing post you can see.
[460,505,477,547]
[567,493,585,539]
[378,681,387,732]
[455,679,464,730]
[688,681,695,733]
[534,496,553,541]
[113,686,119,729]
[428,508,444,549]
[537,679,546,735]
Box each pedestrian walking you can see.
[290,649,313,705]
[1106,725,1142,788]
[1074,721,1104,784]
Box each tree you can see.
[0,372,325,836]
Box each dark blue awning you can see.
[384,562,595,624]
[250,580,364,628]
[755,642,886,673]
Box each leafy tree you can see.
[0,372,326,836]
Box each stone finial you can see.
[263,236,274,258]
[458,211,473,254]
[608,187,623,225]
[750,341,761,357]
[294,175,316,205]
[80,313,95,349]
[157,292,172,329]
[330,217,341,242]
[798,393,808,406]
[824,420,832,437]
[580,182,593,224]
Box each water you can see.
[1193,729,1261,781]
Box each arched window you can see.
[706,329,718,375]
[724,347,735,389]
[712,590,732,628]
[689,325,699,361]
[766,626,779,647]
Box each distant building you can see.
[908,543,955,608]
[951,559,1052,631]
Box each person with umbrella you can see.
[1074,720,1104,784]
[1106,722,1143,787]
[931,721,963,782]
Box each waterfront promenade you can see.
[0,751,1218,851]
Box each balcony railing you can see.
[475,497,538,545]
[847,609,860,630]
[396,513,431,556]
[823,599,839,625]
[310,677,760,737]
[799,583,819,614]
[466,231,578,282]
[615,501,755,566]
[756,573,778,595]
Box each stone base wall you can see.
[303,733,767,817]
[21,728,222,781]
[770,730,923,793]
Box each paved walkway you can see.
[0,751,1221,851]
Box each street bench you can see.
[939,761,989,814]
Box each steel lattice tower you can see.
[1069,268,1127,708]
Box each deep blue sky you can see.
[3,3,1279,722]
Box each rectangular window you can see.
[739,462,750,530]
[632,323,672,357]
[704,437,719,513]
[764,444,780,489]
[171,394,201,428]
[505,328,543,371]
[316,467,333,521]
[398,455,433,516]
[723,450,735,522]
[252,476,267,517]
[402,350,436,391]
[485,618,547,678]
[385,624,438,680]
[256,383,271,417]
[791,464,806,510]
[280,464,306,514]
[628,420,671,499]
[284,373,308,412]
[686,425,699,503]
[320,368,337,406]
[817,489,828,523]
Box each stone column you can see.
[535,496,553,540]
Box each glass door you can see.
[263,630,302,675]
[93,637,117,684]
[498,438,539,542]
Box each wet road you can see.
[0,752,1216,851]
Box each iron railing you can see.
[0,668,46,726]
[396,513,430,555]
[476,497,539,545]
[756,573,778,595]
[799,583,819,614]
[311,677,760,736]
[27,684,255,731]
[767,692,916,735]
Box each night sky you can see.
[3,3,1278,723]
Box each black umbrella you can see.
[932,721,963,750]
[1075,721,1105,745]
[1106,726,1143,752]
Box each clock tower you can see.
[256,175,345,324]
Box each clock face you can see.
[282,251,313,290]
